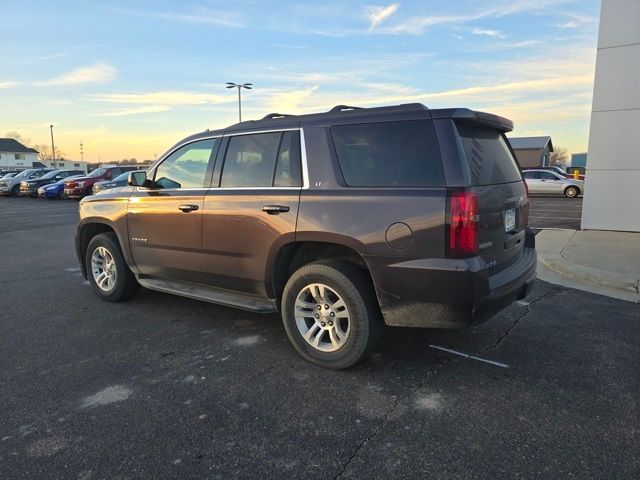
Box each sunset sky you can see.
[2,0,600,162]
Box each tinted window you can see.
[539,172,558,180]
[274,131,302,187]
[522,171,537,179]
[88,168,108,177]
[331,120,444,187]
[456,123,522,185]
[154,140,215,189]
[221,133,281,187]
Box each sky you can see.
[1,0,600,162]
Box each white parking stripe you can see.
[429,345,510,368]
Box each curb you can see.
[538,252,640,295]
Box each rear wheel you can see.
[564,186,579,198]
[281,260,382,369]
[86,232,139,302]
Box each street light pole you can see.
[49,125,56,164]
[80,141,84,162]
[226,82,253,122]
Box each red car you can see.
[64,165,138,199]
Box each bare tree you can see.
[33,144,65,162]
[549,146,569,166]
[5,131,32,146]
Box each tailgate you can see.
[455,121,529,273]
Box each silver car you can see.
[522,169,584,198]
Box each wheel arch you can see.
[268,240,373,301]
[77,220,131,279]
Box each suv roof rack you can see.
[329,105,363,112]
[262,113,296,120]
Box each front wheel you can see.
[11,185,19,197]
[86,232,139,302]
[281,260,382,369]
[564,186,579,198]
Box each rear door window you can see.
[331,120,444,187]
[455,123,522,185]
[220,131,302,188]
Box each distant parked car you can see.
[0,168,55,197]
[38,175,84,199]
[522,169,584,198]
[64,165,139,199]
[93,170,143,194]
[0,170,20,179]
[538,165,585,181]
[20,169,85,197]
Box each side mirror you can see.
[128,171,147,186]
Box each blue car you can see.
[38,175,84,199]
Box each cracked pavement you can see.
[1,198,638,479]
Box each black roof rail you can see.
[329,105,363,112]
[262,113,295,120]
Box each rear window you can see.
[331,120,444,187]
[455,123,522,185]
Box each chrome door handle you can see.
[262,205,290,214]
[179,204,199,212]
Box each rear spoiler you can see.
[431,108,514,132]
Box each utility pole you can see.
[49,125,56,164]
[225,82,253,122]
[80,141,84,162]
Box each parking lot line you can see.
[429,344,510,368]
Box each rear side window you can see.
[455,123,522,185]
[221,131,302,188]
[331,120,444,187]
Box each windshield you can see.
[1,173,17,179]
[87,168,108,177]
[13,170,32,179]
[40,170,62,180]
[114,171,138,182]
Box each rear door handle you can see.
[262,205,290,214]
[179,204,199,212]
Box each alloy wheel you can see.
[91,246,117,292]
[294,283,350,352]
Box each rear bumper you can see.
[369,229,537,329]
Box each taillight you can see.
[523,179,529,198]
[447,190,479,258]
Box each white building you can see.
[0,138,89,173]
[0,138,39,171]
[581,0,640,232]
[43,158,89,173]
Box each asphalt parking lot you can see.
[1,197,638,479]
[529,196,583,230]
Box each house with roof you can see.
[0,138,40,171]
[507,136,554,169]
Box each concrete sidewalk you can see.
[536,229,640,303]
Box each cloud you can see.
[36,52,69,61]
[471,28,503,37]
[114,6,244,28]
[93,105,171,117]
[0,81,18,89]
[371,0,571,34]
[37,63,116,86]
[556,21,578,28]
[366,4,400,31]
[91,91,230,105]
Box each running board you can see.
[136,276,278,313]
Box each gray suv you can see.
[75,103,536,369]
[0,169,54,197]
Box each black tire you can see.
[564,186,579,198]
[85,232,139,302]
[281,260,382,369]
[11,185,19,197]
[58,189,66,200]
